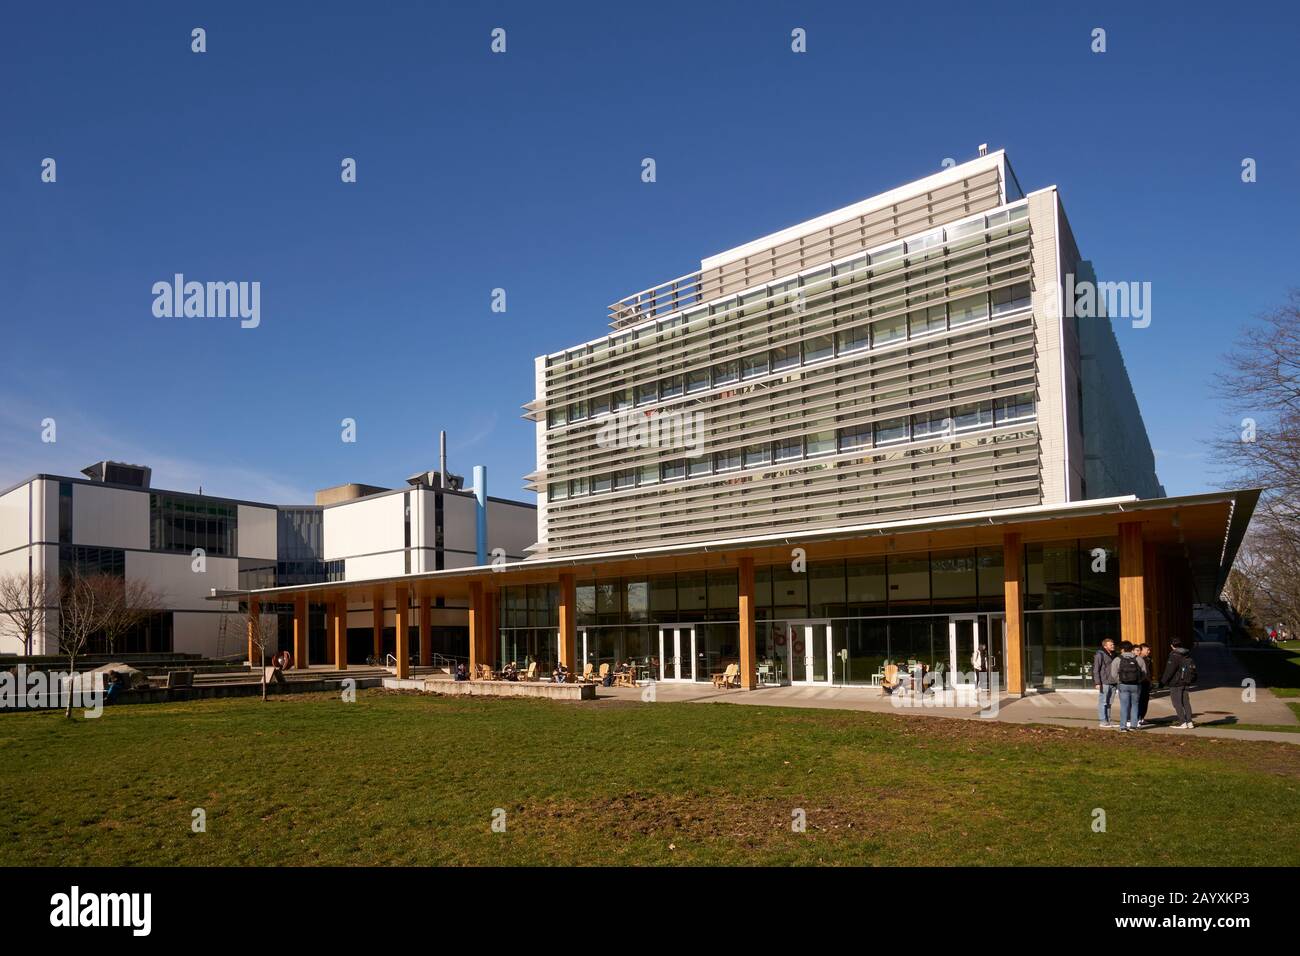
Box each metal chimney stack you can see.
[439,430,447,489]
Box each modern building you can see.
[0,459,536,660]
[5,151,1257,696]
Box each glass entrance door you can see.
[775,620,832,684]
[658,625,696,682]
[949,615,980,687]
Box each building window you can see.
[743,444,771,468]
[836,323,870,355]
[949,292,989,327]
[806,430,836,457]
[774,437,803,462]
[992,282,1031,315]
[661,459,686,482]
[771,343,800,372]
[150,494,237,556]
[58,481,73,544]
[995,393,1036,424]
[954,400,994,432]
[687,455,712,478]
[838,424,872,452]
[713,361,739,386]
[803,334,834,363]
[872,312,907,346]
[741,353,769,380]
[714,449,741,472]
[874,417,909,445]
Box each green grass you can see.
[1233,641,1300,698]
[2,690,1299,866]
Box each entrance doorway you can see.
[772,619,832,685]
[658,625,697,682]
[947,613,1006,688]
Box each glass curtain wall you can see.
[1023,537,1119,689]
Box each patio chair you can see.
[519,662,538,682]
[712,663,739,689]
[613,667,637,688]
[580,662,595,683]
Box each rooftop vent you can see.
[80,461,152,488]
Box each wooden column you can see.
[323,598,336,667]
[332,594,348,671]
[246,596,261,666]
[738,556,757,690]
[557,573,576,670]
[371,587,384,661]
[293,593,309,669]
[394,585,410,678]
[419,593,432,667]
[1119,521,1147,649]
[468,580,484,675]
[1002,532,1025,695]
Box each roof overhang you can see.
[211,489,1259,606]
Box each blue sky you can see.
[1,0,1296,503]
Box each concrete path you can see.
[589,641,1299,744]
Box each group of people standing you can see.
[1092,637,1198,732]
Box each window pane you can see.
[872,312,907,345]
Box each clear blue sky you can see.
[2,0,1296,503]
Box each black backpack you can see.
[1117,655,1143,685]
[1177,653,1197,685]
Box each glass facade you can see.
[493,537,1125,689]
[150,493,237,556]
[1023,537,1120,689]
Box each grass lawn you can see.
[2,690,1299,867]
[1234,640,1300,698]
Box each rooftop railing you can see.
[607,270,704,330]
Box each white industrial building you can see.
[0,459,535,659]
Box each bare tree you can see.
[57,570,116,718]
[234,603,279,701]
[100,579,165,657]
[1216,290,1300,637]
[0,570,50,656]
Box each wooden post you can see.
[419,593,432,667]
[394,585,410,678]
[738,557,757,689]
[247,596,260,666]
[1002,533,1025,694]
[372,587,384,661]
[1119,522,1147,648]
[293,593,309,669]
[468,580,484,676]
[332,594,348,671]
[558,573,576,670]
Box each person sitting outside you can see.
[502,661,519,682]
[454,662,468,681]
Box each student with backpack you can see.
[1161,639,1197,728]
[1109,641,1148,732]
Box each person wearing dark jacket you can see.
[1161,640,1197,728]
[1092,638,1118,727]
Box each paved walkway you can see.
[589,642,1300,744]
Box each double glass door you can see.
[772,620,832,684]
[658,625,696,682]
[948,614,1004,687]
